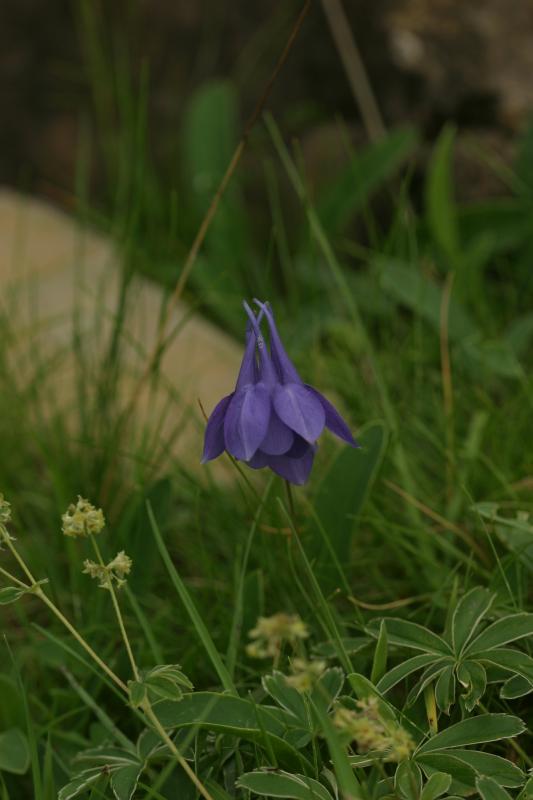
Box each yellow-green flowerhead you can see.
[83,550,132,590]
[0,494,11,526]
[62,496,105,538]
[285,657,326,692]
[246,612,309,659]
[334,697,415,762]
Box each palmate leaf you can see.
[451,587,495,656]
[153,692,312,770]
[416,714,525,754]
[236,770,334,800]
[63,744,144,800]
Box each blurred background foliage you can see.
[0,2,532,795]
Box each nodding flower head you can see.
[201,301,359,485]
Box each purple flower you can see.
[202,300,358,485]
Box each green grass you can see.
[0,15,532,798]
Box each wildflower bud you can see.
[0,494,12,526]
[333,697,414,762]
[285,658,326,692]
[62,496,105,538]
[247,612,309,659]
[83,551,132,590]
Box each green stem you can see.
[89,538,214,800]
[90,536,140,680]
[2,531,127,693]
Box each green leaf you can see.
[451,588,494,655]
[128,680,146,708]
[450,750,524,787]
[371,620,388,684]
[377,654,437,694]
[456,661,486,711]
[476,776,513,800]
[425,124,459,262]
[0,587,27,605]
[262,672,308,725]
[153,693,311,770]
[500,674,533,700]
[465,614,533,654]
[314,637,371,658]
[236,770,334,800]
[407,659,454,706]
[416,752,477,793]
[435,665,455,714]
[317,127,417,235]
[310,698,363,800]
[420,772,452,800]
[58,769,103,800]
[395,760,422,800]
[111,764,142,800]
[474,648,533,682]
[0,728,30,774]
[347,674,398,726]
[377,259,477,342]
[369,619,452,656]
[416,714,526,754]
[517,776,533,800]
[147,504,237,695]
[146,680,184,702]
[311,668,345,714]
[311,422,387,591]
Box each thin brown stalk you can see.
[383,478,489,564]
[440,270,455,497]
[320,0,385,141]
[142,0,311,384]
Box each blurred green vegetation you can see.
[0,9,532,797]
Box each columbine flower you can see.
[285,658,326,692]
[202,300,358,484]
[62,497,105,538]
[83,550,132,589]
[246,612,309,659]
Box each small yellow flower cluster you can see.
[62,497,105,539]
[83,551,132,590]
[285,657,326,692]
[334,696,414,763]
[0,494,14,547]
[246,613,309,659]
[0,494,11,526]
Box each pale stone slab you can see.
[0,189,242,473]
